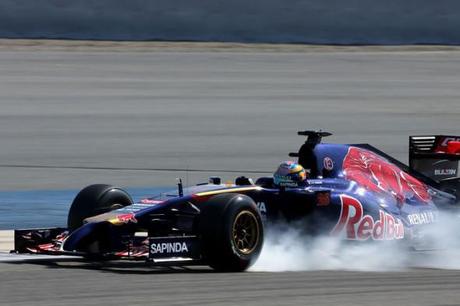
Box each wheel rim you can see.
[232,210,260,255]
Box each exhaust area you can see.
[250,212,460,272]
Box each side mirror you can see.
[209,177,221,185]
[235,176,254,186]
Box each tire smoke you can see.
[250,212,460,272]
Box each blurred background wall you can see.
[0,0,459,44]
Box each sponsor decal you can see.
[274,175,301,187]
[343,147,431,204]
[435,137,460,153]
[116,213,137,224]
[331,195,404,240]
[323,157,334,171]
[434,169,457,176]
[257,202,267,220]
[256,202,267,214]
[407,211,437,225]
[440,137,460,147]
[150,242,189,254]
[148,236,199,259]
[316,191,330,206]
[140,199,164,204]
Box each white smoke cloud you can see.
[250,211,460,272]
[408,211,460,270]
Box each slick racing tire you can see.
[67,184,133,232]
[198,193,264,272]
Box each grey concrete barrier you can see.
[0,0,459,45]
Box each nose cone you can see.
[62,222,104,252]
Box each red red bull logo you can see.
[331,195,404,240]
[343,147,431,204]
[116,213,138,224]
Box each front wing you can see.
[12,228,203,263]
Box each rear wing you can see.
[409,135,460,182]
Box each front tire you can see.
[198,193,264,272]
[67,184,133,232]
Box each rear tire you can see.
[67,184,133,232]
[198,193,264,272]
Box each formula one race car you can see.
[13,131,460,271]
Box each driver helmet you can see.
[273,161,307,187]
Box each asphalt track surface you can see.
[0,43,459,190]
[2,261,460,306]
[1,42,460,305]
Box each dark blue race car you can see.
[13,131,460,271]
